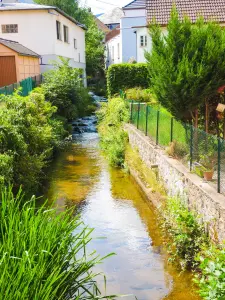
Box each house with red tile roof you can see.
[134,0,225,62]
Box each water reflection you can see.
[46,128,199,300]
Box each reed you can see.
[0,187,116,299]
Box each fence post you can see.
[156,110,160,145]
[190,126,193,171]
[218,138,221,193]
[130,100,133,123]
[137,102,140,129]
[4,86,7,96]
[170,117,174,143]
[145,104,148,136]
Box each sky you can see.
[79,0,130,15]
[18,0,129,17]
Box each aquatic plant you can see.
[0,187,116,299]
[195,244,225,299]
[160,197,208,270]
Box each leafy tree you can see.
[146,7,225,122]
[34,0,78,16]
[35,0,104,78]
[42,57,94,120]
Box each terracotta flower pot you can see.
[203,170,214,181]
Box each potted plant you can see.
[199,154,216,181]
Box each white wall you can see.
[0,8,86,83]
[136,27,167,62]
[123,8,146,18]
[120,8,146,62]
[105,34,121,67]
[136,27,150,62]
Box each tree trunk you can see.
[205,102,209,133]
[194,109,198,128]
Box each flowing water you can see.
[45,116,200,300]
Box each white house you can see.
[121,0,146,62]
[0,2,87,84]
[105,26,121,67]
[104,1,147,67]
[134,0,225,63]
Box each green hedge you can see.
[107,63,149,97]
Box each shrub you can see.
[97,98,129,166]
[0,187,115,299]
[195,245,225,299]
[125,88,157,103]
[107,63,149,98]
[160,197,208,270]
[43,57,94,120]
[0,89,65,192]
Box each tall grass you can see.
[0,187,116,299]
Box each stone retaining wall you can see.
[126,124,225,243]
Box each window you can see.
[63,25,69,43]
[74,38,77,49]
[2,24,18,33]
[117,43,120,59]
[56,21,61,40]
[140,35,147,47]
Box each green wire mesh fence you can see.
[0,74,43,97]
[130,101,225,195]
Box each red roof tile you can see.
[147,0,225,25]
[105,26,120,43]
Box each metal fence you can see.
[0,74,43,97]
[130,102,225,195]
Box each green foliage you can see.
[97,98,130,166]
[0,186,116,299]
[146,7,225,120]
[107,63,149,98]
[42,58,94,120]
[160,197,208,270]
[85,23,105,78]
[35,0,105,78]
[0,89,65,192]
[195,245,225,299]
[125,88,157,103]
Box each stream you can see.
[45,116,199,300]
